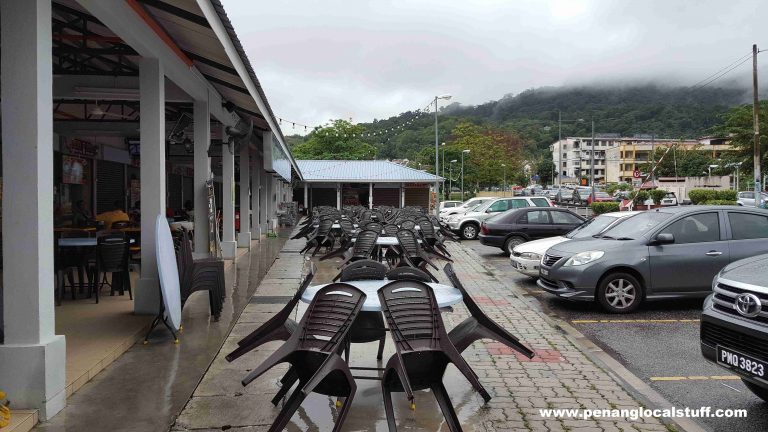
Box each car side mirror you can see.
[486,208,493,213]
[654,233,675,245]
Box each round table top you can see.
[170,221,194,231]
[303,280,462,312]
[350,236,420,246]
[58,238,135,247]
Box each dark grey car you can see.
[701,254,768,402]
[538,206,768,313]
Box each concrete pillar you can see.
[0,0,66,419]
[259,169,268,235]
[135,57,165,315]
[336,183,342,210]
[303,183,308,210]
[369,183,374,209]
[237,144,251,248]
[250,155,260,239]
[266,176,275,231]
[221,140,236,258]
[193,99,211,255]
[400,183,406,208]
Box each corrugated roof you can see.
[297,160,444,183]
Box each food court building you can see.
[0,0,301,421]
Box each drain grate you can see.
[249,296,293,304]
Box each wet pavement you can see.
[34,232,289,432]
[172,229,669,432]
[467,240,768,432]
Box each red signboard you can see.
[62,138,101,159]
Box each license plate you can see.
[717,346,767,378]
[541,268,549,276]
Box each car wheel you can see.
[597,272,643,313]
[461,223,479,240]
[742,379,768,402]
[504,236,526,254]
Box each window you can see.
[729,212,768,240]
[509,199,530,209]
[530,197,550,207]
[487,200,509,213]
[551,211,583,224]
[518,210,550,224]
[659,213,720,244]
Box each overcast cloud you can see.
[222,0,768,132]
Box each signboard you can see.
[62,155,89,184]
[262,131,291,182]
[63,138,101,159]
[206,179,221,258]
[632,179,642,187]
[633,170,641,179]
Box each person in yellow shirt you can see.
[95,200,130,229]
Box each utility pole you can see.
[754,44,762,208]
[590,119,596,202]
[434,96,440,216]
[441,142,446,199]
[557,110,562,187]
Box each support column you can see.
[250,155,261,239]
[135,57,166,315]
[0,0,66,419]
[337,183,342,210]
[369,183,374,209]
[221,139,237,258]
[304,183,308,211]
[266,176,275,231]
[259,170,268,235]
[193,98,211,255]
[237,144,251,248]
[400,183,406,208]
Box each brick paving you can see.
[171,231,671,432]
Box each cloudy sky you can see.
[222,0,767,133]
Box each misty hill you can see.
[287,85,750,161]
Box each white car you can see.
[439,197,496,220]
[737,191,768,207]
[510,211,641,277]
[439,200,463,211]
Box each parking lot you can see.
[467,240,768,432]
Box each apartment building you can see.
[549,135,622,185]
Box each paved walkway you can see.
[172,232,670,432]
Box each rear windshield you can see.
[531,197,549,207]
[599,211,673,240]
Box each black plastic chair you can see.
[332,229,379,275]
[241,283,366,432]
[443,263,535,357]
[393,229,439,282]
[385,266,432,282]
[339,259,389,361]
[318,219,359,261]
[339,259,388,282]
[89,232,131,304]
[378,280,491,432]
[418,220,452,260]
[399,220,416,231]
[299,218,334,255]
[383,224,400,237]
[177,228,225,320]
[226,263,316,362]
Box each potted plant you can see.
[632,190,650,210]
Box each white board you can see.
[156,214,182,330]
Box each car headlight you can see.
[562,251,604,267]
[519,252,542,260]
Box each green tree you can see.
[292,120,377,160]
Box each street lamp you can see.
[434,94,452,216]
[501,163,507,197]
[461,149,470,200]
[708,164,719,181]
[450,160,457,200]
[441,142,446,199]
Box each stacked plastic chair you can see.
[176,228,225,320]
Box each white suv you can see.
[439,197,496,220]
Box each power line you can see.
[690,51,752,88]
[691,54,753,90]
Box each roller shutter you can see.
[96,160,125,214]
[310,188,336,208]
[404,187,429,208]
[373,188,399,207]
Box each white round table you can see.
[303,280,462,312]
[350,237,420,246]
[170,221,194,231]
[58,238,135,247]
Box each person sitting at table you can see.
[95,200,130,229]
[72,200,93,227]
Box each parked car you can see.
[446,196,554,240]
[439,200,463,211]
[571,189,592,206]
[660,191,678,206]
[510,211,641,277]
[538,206,768,313]
[439,197,495,220]
[479,208,585,254]
[737,191,768,207]
[701,253,768,402]
[587,191,613,205]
